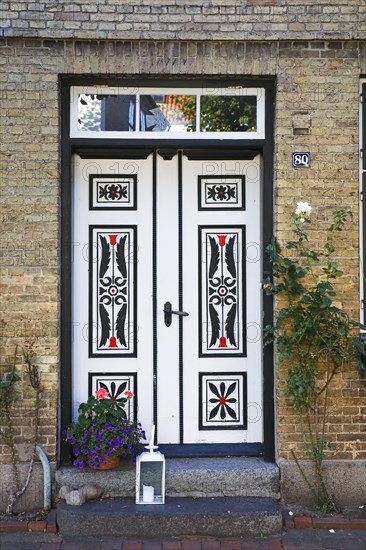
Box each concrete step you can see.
[57,496,282,538]
[56,457,280,499]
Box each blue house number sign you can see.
[292,152,310,168]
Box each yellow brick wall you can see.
[1,38,365,465]
[275,41,365,460]
[1,1,365,41]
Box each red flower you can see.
[218,336,227,348]
[219,397,227,405]
[109,235,117,246]
[95,388,109,400]
[217,235,227,247]
[124,390,134,399]
[108,336,118,348]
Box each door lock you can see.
[163,301,189,327]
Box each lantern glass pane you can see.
[139,461,163,503]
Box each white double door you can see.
[72,151,262,445]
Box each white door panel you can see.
[72,155,154,434]
[180,157,262,443]
[156,155,180,443]
[72,152,262,445]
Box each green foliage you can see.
[77,394,128,427]
[264,206,366,511]
[0,348,21,493]
[200,95,257,132]
[0,352,20,411]
[64,392,146,469]
[264,208,365,408]
[0,343,43,514]
[174,95,257,132]
[314,501,335,514]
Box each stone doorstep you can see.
[56,496,283,538]
[55,457,280,500]
[1,506,366,534]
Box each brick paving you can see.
[1,530,366,549]
[2,508,366,549]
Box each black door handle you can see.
[164,301,189,327]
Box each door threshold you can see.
[158,443,263,458]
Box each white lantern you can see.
[136,425,165,504]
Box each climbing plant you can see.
[0,342,42,514]
[264,204,366,511]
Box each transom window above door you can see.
[70,86,265,139]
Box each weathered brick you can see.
[293,517,313,528]
[0,0,365,515]
[0,1,365,40]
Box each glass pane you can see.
[200,96,257,132]
[140,95,196,132]
[78,94,136,131]
[139,461,163,502]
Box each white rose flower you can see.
[295,202,312,222]
[295,202,312,216]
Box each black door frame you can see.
[59,77,275,464]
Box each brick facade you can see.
[1,1,365,41]
[1,2,366,509]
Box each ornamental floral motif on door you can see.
[199,226,246,357]
[89,372,137,421]
[89,226,137,357]
[199,372,247,430]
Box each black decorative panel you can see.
[88,373,137,421]
[198,175,245,211]
[199,226,246,357]
[199,372,247,430]
[89,174,137,210]
[89,226,137,357]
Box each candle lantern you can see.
[136,425,165,504]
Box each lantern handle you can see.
[145,424,158,453]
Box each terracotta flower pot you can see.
[90,456,120,470]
